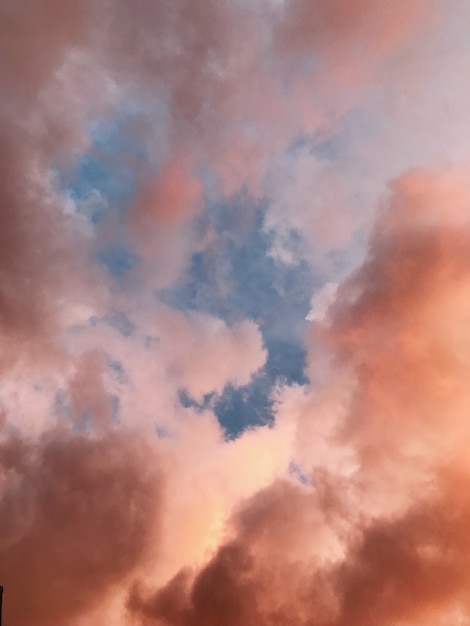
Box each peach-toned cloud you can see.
[0,0,440,352]
[59,305,266,433]
[0,429,161,626]
[131,159,202,229]
[121,155,204,289]
[3,2,470,625]
[91,0,437,206]
[0,2,111,376]
[126,166,470,625]
[327,167,470,465]
[156,308,266,400]
[153,412,295,584]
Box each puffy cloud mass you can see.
[128,167,470,626]
[0,430,161,625]
[1,1,470,625]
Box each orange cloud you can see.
[128,166,470,625]
[2,1,470,624]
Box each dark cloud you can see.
[0,430,161,626]
[129,479,344,626]
[0,1,97,362]
[130,470,470,626]
[334,471,470,625]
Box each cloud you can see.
[129,471,357,626]
[125,155,204,289]
[0,429,161,625]
[149,469,470,626]
[0,2,111,372]
[306,282,338,322]
[157,310,267,400]
[0,1,90,102]
[275,0,431,67]
[332,470,470,625]
[327,167,470,469]
[0,0,440,355]
[128,166,470,624]
[2,2,470,625]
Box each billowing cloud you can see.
[156,309,267,400]
[2,2,470,625]
[128,166,470,625]
[0,430,161,625]
[135,470,470,626]
[0,2,107,373]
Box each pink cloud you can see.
[3,2,470,625]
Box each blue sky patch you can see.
[165,192,314,437]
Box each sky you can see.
[2,1,470,624]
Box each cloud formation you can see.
[0,430,161,625]
[127,166,470,626]
[1,1,470,625]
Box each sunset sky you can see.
[2,1,470,624]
